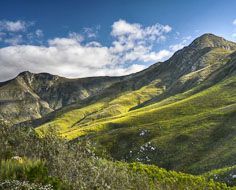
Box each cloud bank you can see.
[0,20,29,32]
[0,19,175,81]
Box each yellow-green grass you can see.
[36,47,235,139]
[125,162,233,190]
[49,75,236,140]
[35,67,236,175]
[37,79,163,137]
[36,102,105,136]
[37,74,236,175]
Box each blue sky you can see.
[0,0,236,81]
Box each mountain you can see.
[16,33,235,125]
[0,71,122,125]
[0,33,236,181]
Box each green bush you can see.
[0,180,54,190]
[0,124,234,189]
[0,158,67,189]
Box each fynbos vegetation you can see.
[0,34,236,189]
[0,124,233,189]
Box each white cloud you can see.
[233,19,236,25]
[110,19,172,64]
[86,41,102,47]
[48,37,81,47]
[111,19,171,41]
[169,43,184,52]
[26,29,44,43]
[111,20,141,36]
[0,20,31,32]
[0,43,145,80]
[0,20,42,45]
[121,46,171,63]
[0,19,174,81]
[231,19,236,39]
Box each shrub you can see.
[0,180,54,190]
[0,124,233,189]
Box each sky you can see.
[0,0,236,81]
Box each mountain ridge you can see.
[31,34,235,176]
[0,33,236,185]
[1,33,235,126]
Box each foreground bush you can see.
[204,165,236,187]
[0,180,53,190]
[0,124,234,189]
[127,162,232,190]
[0,125,153,189]
[0,158,67,189]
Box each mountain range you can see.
[0,33,235,179]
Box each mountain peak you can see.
[189,33,236,50]
[18,70,33,76]
[17,71,61,83]
[17,71,35,81]
[18,71,59,78]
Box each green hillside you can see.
[37,67,236,174]
[33,34,236,184]
[1,33,236,188]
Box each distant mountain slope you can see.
[29,33,236,129]
[2,33,236,126]
[0,72,122,125]
[1,33,236,178]
[30,34,236,176]
[35,56,236,176]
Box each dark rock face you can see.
[0,71,122,124]
[17,72,123,109]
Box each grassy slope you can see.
[203,165,236,186]
[34,77,165,138]
[93,75,236,174]
[36,70,236,175]
[126,162,234,189]
[36,48,233,137]
[33,46,233,129]
[36,79,163,137]
[35,39,236,179]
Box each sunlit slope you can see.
[92,75,236,174]
[49,72,235,138]
[1,33,236,126]
[35,34,236,175]
[133,47,233,109]
[37,79,164,136]
[0,76,53,125]
[36,35,236,136]
[36,69,236,174]
[37,49,236,139]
